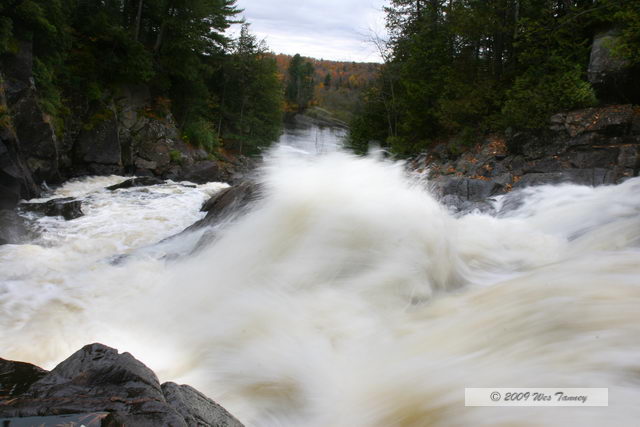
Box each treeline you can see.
[274,53,380,122]
[349,0,640,156]
[0,0,283,155]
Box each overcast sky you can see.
[231,0,388,63]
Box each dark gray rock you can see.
[106,176,164,191]
[566,148,618,169]
[514,172,568,188]
[183,161,225,184]
[162,382,243,427]
[437,176,501,202]
[0,344,244,426]
[21,197,83,220]
[588,29,640,104]
[0,358,47,398]
[189,181,262,232]
[0,209,31,245]
[75,110,122,174]
[1,42,61,184]
[0,126,39,210]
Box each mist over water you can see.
[1,123,640,426]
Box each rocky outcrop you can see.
[588,29,640,104]
[0,122,39,210]
[21,197,83,220]
[188,181,262,232]
[0,44,255,212]
[0,343,244,427]
[1,40,61,184]
[413,105,640,213]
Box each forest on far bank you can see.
[0,0,283,156]
[348,0,640,157]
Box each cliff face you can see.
[412,104,640,214]
[0,40,251,211]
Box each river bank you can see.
[409,104,640,214]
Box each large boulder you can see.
[0,343,244,427]
[106,176,164,191]
[587,29,640,104]
[21,197,83,220]
[74,105,123,176]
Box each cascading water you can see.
[1,123,639,426]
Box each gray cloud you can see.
[232,0,387,62]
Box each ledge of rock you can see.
[412,104,640,214]
[106,176,165,191]
[20,197,83,220]
[0,343,244,427]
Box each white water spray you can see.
[1,138,639,426]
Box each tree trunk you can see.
[154,1,174,53]
[134,0,143,41]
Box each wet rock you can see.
[21,197,83,220]
[1,42,61,184]
[437,176,501,202]
[106,176,164,191]
[0,343,244,426]
[162,382,243,427]
[0,359,47,398]
[514,172,567,188]
[566,148,618,169]
[0,209,31,245]
[0,126,39,210]
[74,107,123,175]
[188,181,262,232]
[182,160,225,184]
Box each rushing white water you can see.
[1,127,640,426]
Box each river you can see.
[1,122,640,426]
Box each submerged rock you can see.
[0,343,244,427]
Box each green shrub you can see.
[169,150,182,164]
[183,120,218,152]
[502,66,596,130]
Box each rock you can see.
[587,29,640,104]
[188,181,262,232]
[162,382,243,427]
[0,126,39,210]
[514,172,568,188]
[562,105,636,137]
[436,176,500,202]
[74,108,123,175]
[1,42,61,184]
[566,148,618,169]
[21,197,83,220]
[0,343,244,426]
[106,176,164,191]
[0,358,47,398]
[618,144,639,169]
[183,161,226,184]
[0,209,31,245]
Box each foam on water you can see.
[1,147,639,426]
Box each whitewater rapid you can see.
[1,139,640,426]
